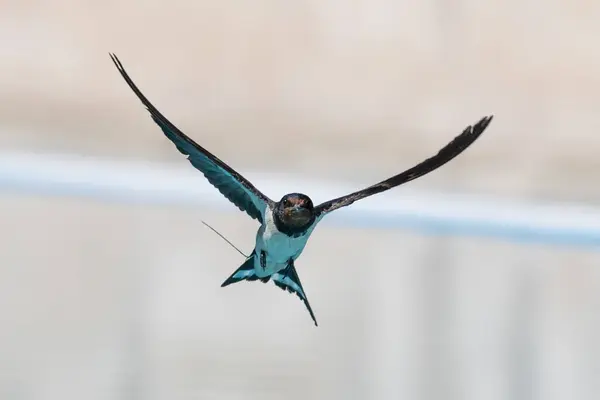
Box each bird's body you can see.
[254,206,315,277]
[109,53,494,326]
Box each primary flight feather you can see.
[110,53,493,326]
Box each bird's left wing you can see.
[110,53,273,223]
[314,115,493,217]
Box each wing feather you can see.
[314,116,493,217]
[110,53,273,222]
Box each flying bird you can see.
[109,53,493,326]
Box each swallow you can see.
[109,53,493,326]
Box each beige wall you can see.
[2,1,600,200]
[1,2,600,400]
[2,196,599,400]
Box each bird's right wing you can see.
[314,116,493,217]
[110,53,273,223]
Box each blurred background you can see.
[1,1,600,399]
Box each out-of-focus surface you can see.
[1,1,599,400]
[2,0,600,201]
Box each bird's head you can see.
[276,193,314,228]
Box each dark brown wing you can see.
[314,115,493,217]
[110,53,273,223]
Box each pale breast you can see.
[256,209,314,266]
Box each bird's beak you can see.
[283,203,310,226]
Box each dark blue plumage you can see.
[110,53,271,223]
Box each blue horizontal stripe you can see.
[1,151,599,250]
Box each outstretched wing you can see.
[272,262,318,326]
[110,53,273,223]
[314,115,493,217]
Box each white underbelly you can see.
[254,210,314,276]
[258,231,306,264]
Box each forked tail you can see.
[220,251,319,326]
